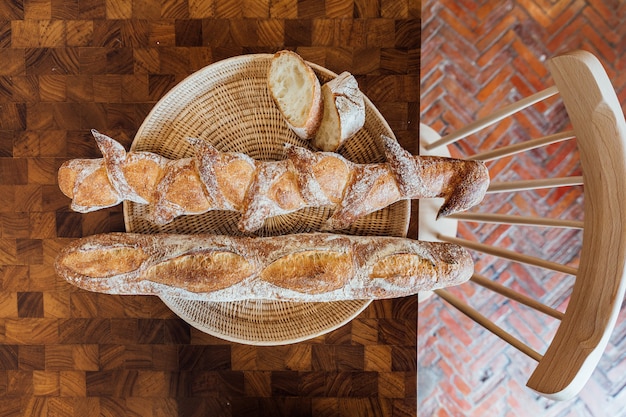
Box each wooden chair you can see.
[418,50,626,401]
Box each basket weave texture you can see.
[124,54,410,345]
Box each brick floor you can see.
[418,0,626,415]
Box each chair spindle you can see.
[437,234,578,276]
[449,213,583,229]
[471,274,565,320]
[469,130,575,162]
[424,86,560,151]
[487,176,583,193]
[435,288,544,362]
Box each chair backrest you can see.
[418,50,626,401]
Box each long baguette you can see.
[58,130,489,232]
[55,232,473,302]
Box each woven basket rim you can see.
[159,296,373,346]
[124,53,410,345]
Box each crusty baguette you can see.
[55,232,474,302]
[312,71,365,152]
[58,130,490,232]
[267,50,322,139]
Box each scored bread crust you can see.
[55,232,474,302]
[267,50,323,139]
[312,71,366,152]
[58,131,490,232]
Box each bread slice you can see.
[267,50,322,139]
[312,71,365,152]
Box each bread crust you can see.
[312,71,366,152]
[58,131,490,232]
[55,232,474,302]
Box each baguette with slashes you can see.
[58,130,489,233]
[55,232,474,302]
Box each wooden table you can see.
[0,1,421,415]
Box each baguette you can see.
[312,71,365,152]
[267,50,322,139]
[58,130,490,232]
[55,232,473,302]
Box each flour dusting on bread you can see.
[58,131,489,232]
[313,71,366,152]
[55,232,474,302]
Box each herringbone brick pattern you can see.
[419,0,626,416]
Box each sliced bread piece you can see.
[267,50,322,139]
[312,71,365,152]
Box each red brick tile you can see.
[419,1,625,414]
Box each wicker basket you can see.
[124,54,410,345]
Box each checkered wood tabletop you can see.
[0,0,420,415]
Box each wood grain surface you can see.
[0,0,420,415]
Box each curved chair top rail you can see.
[525,50,626,400]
